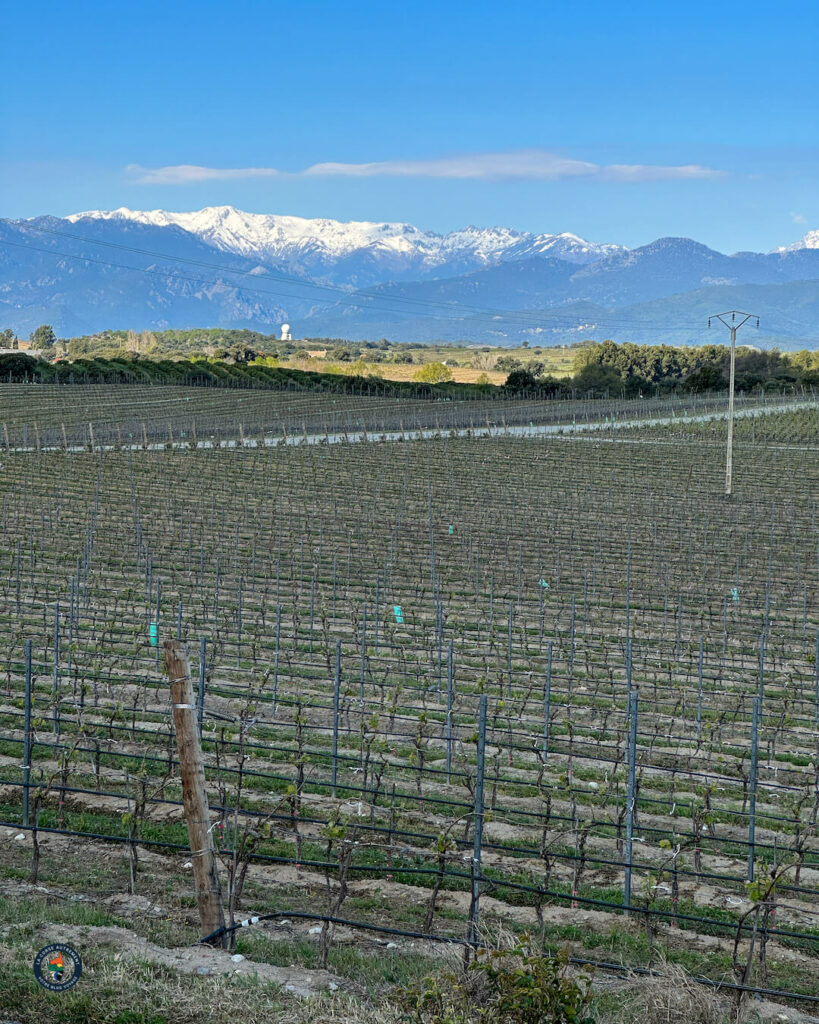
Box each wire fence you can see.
[0,382,813,452]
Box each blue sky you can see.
[2,0,817,251]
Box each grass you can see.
[0,862,812,1023]
[0,951,293,1024]
[232,934,434,992]
[281,342,577,384]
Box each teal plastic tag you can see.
[149,622,158,646]
[448,525,454,535]
[393,605,404,624]
[539,579,550,590]
[729,587,739,604]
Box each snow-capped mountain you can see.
[3,208,818,345]
[63,206,626,285]
[773,229,819,254]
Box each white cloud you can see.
[790,211,808,224]
[303,151,601,180]
[600,163,724,183]
[126,164,281,185]
[127,150,726,185]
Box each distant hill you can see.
[1,207,817,347]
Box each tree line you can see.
[504,340,819,395]
[1,333,817,399]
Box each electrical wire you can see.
[0,228,722,335]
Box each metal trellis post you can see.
[197,637,206,738]
[22,639,33,828]
[446,640,454,783]
[467,694,488,946]
[748,696,760,882]
[624,689,638,912]
[332,640,341,798]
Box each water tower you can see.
[280,323,292,341]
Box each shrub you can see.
[414,362,454,384]
[0,353,42,380]
[503,368,538,392]
[398,943,594,1024]
[495,355,523,373]
[573,362,623,396]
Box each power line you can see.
[1,226,715,335]
[17,222,714,329]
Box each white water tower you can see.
[280,323,292,341]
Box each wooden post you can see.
[164,640,227,947]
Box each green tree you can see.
[683,363,727,393]
[504,368,538,391]
[0,353,41,380]
[0,328,16,349]
[573,361,623,395]
[413,361,454,384]
[571,340,600,373]
[495,355,523,373]
[30,324,57,349]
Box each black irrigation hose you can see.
[4,818,819,945]
[19,708,818,821]
[13,610,819,712]
[197,910,819,1006]
[42,649,812,752]
[7,691,815,807]
[198,910,468,947]
[18,623,818,704]
[3,727,817,871]
[3,729,817,872]
[565,955,819,1005]
[4,714,816,852]
[4,775,819,898]
[10,631,818,733]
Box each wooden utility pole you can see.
[164,640,227,947]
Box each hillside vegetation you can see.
[2,337,818,399]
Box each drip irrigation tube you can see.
[3,819,819,945]
[196,910,819,1005]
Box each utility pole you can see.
[708,310,759,497]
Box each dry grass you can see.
[281,345,577,383]
[601,961,732,1024]
[282,358,509,384]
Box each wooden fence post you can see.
[164,640,227,947]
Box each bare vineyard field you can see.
[0,381,807,450]
[1,388,818,1009]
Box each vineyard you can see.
[1,386,818,1020]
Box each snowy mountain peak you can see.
[63,206,626,284]
[772,229,819,254]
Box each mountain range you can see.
[1,206,817,347]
